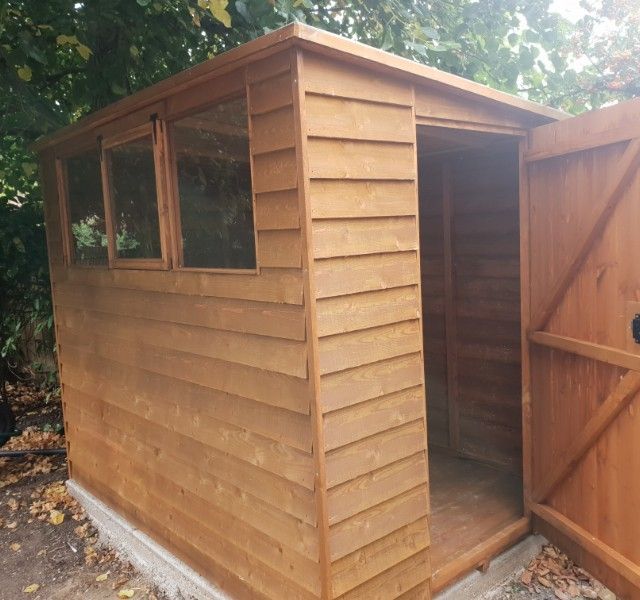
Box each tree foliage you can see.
[0,0,637,385]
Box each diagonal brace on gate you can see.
[532,370,640,504]
[529,137,640,334]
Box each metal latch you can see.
[632,314,640,344]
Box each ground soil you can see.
[0,380,164,600]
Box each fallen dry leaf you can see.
[96,573,109,582]
[6,521,17,529]
[117,589,135,598]
[10,543,21,552]
[23,583,40,593]
[539,576,552,588]
[555,590,570,600]
[49,509,64,525]
[567,583,581,597]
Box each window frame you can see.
[56,138,109,269]
[164,85,259,275]
[100,122,171,271]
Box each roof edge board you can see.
[31,24,298,152]
[293,23,568,123]
[33,22,567,152]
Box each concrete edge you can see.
[67,479,230,600]
[436,534,548,600]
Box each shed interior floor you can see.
[428,450,523,574]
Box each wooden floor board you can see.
[429,450,523,575]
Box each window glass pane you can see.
[173,97,256,269]
[65,150,107,266]
[107,135,162,259]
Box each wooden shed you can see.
[34,22,640,600]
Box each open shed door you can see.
[524,99,640,598]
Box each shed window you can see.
[172,97,256,270]
[105,134,163,260]
[63,150,108,266]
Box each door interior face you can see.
[526,117,640,598]
[416,126,524,583]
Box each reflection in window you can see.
[106,135,162,259]
[173,97,256,269]
[65,150,108,266]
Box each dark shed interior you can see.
[417,127,524,573]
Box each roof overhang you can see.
[32,22,567,153]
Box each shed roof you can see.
[33,22,566,152]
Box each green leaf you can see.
[56,34,79,46]
[17,65,32,81]
[13,237,25,253]
[421,26,439,40]
[76,43,92,61]
[209,0,232,28]
[136,0,152,5]
[111,82,127,96]
[21,162,37,177]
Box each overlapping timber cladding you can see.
[34,21,640,600]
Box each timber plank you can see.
[58,306,308,378]
[323,386,424,451]
[59,329,311,414]
[64,388,316,524]
[53,265,304,304]
[327,453,428,525]
[318,320,422,375]
[309,180,415,219]
[54,282,306,341]
[325,420,426,488]
[255,189,300,231]
[316,286,420,337]
[307,139,415,180]
[320,353,424,414]
[329,485,429,561]
[315,252,419,299]
[252,147,298,193]
[257,229,303,269]
[61,350,312,451]
[312,217,418,258]
[302,53,413,107]
[249,71,294,115]
[68,418,319,561]
[305,94,413,142]
[251,105,296,154]
[71,451,319,600]
[64,384,315,489]
[331,518,429,597]
[336,551,430,600]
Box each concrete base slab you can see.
[436,534,547,600]
[69,478,546,600]
[67,479,230,600]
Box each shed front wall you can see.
[297,49,552,598]
[299,50,431,599]
[41,50,325,600]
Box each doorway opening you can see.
[417,126,524,589]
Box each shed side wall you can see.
[40,52,323,600]
[300,50,432,599]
